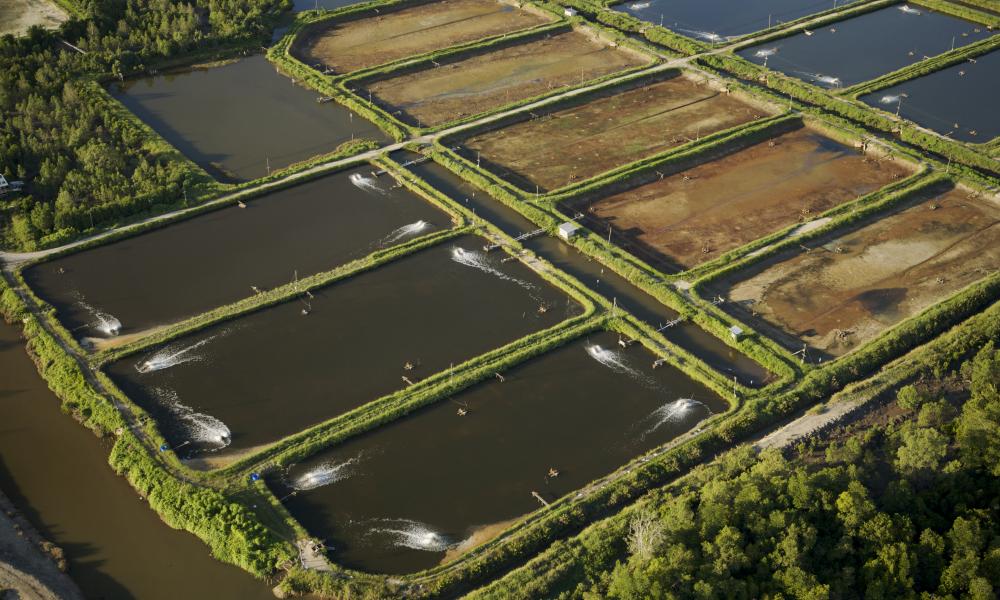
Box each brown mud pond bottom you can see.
[714,184,1000,357]
[361,29,649,128]
[566,126,912,271]
[294,0,553,74]
[459,73,767,192]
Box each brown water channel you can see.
[403,155,772,386]
[25,167,446,344]
[275,330,726,574]
[106,236,578,456]
[738,4,992,88]
[0,323,273,600]
[110,55,387,182]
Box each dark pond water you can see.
[0,324,273,600]
[615,0,859,40]
[276,330,726,574]
[106,236,578,455]
[403,156,773,386]
[739,4,992,87]
[25,167,445,342]
[110,55,387,182]
[860,48,1000,142]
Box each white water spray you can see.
[77,300,122,336]
[879,94,901,104]
[382,220,430,245]
[152,388,231,451]
[291,455,361,491]
[898,4,922,15]
[370,519,457,552]
[136,335,218,373]
[798,71,842,87]
[644,398,709,435]
[754,47,778,58]
[349,172,386,195]
[450,247,535,291]
[675,28,732,43]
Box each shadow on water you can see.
[109,55,387,182]
[738,5,992,88]
[275,331,726,574]
[25,166,446,340]
[402,155,773,386]
[0,324,273,600]
[107,236,579,456]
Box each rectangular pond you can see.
[738,4,992,88]
[614,0,860,41]
[25,168,447,345]
[106,236,580,457]
[359,29,650,128]
[401,154,774,386]
[859,48,1000,143]
[110,55,388,182]
[563,125,912,270]
[275,331,727,574]
[712,182,1000,358]
[292,0,553,74]
[458,73,768,192]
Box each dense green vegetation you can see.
[468,299,1000,600]
[0,0,290,250]
[564,345,1000,599]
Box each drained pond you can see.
[859,48,1000,143]
[293,0,553,74]
[25,167,446,345]
[713,182,1000,357]
[275,331,726,574]
[458,73,769,192]
[738,4,992,88]
[615,0,860,40]
[563,125,912,270]
[404,156,773,386]
[110,55,387,181]
[106,236,579,458]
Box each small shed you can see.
[728,325,744,341]
[564,7,578,16]
[557,222,581,241]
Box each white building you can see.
[564,7,578,16]
[557,222,581,241]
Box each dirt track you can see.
[574,127,911,270]
[293,0,551,74]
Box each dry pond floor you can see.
[569,127,912,270]
[460,74,767,192]
[362,29,649,128]
[293,0,553,74]
[715,185,1000,357]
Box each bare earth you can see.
[721,186,1000,357]
[293,0,552,74]
[0,0,66,37]
[575,127,912,270]
[461,74,767,192]
[363,29,649,128]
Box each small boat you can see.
[629,2,650,9]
